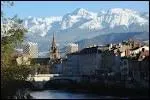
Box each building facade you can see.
[63,53,79,76]
[130,46,149,57]
[78,47,102,76]
[120,57,149,88]
[16,54,31,65]
[65,43,78,55]
[62,46,102,76]
[23,42,38,58]
[62,46,121,76]
[31,58,50,74]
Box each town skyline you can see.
[1,1,149,99]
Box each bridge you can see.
[26,74,60,89]
[26,74,82,89]
[27,74,60,82]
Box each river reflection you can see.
[30,90,126,99]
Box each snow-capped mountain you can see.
[23,8,149,52]
[61,8,97,30]
[23,16,62,37]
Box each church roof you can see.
[51,33,57,49]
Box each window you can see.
[124,61,127,65]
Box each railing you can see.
[27,74,60,82]
[34,74,60,77]
[27,74,82,82]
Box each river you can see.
[30,90,128,99]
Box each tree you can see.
[1,1,35,83]
[1,2,40,99]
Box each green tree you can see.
[1,2,40,99]
[1,1,36,84]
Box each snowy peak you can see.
[61,8,97,29]
[22,8,149,52]
[23,8,149,37]
[107,8,137,14]
[96,8,148,28]
[140,12,149,20]
[24,16,62,37]
[71,8,97,18]
[72,8,91,16]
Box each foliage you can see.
[1,1,14,6]
[1,1,35,83]
[1,1,14,18]
[1,2,41,99]
[2,65,30,81]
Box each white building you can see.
[65,43,78,55]
[16,54,31,65]
[23,42,38,58]
[109,43,113,50]
[130,46,149,55]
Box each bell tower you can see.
[50,33,60,60]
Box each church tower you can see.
[50,33,60,60]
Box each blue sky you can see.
[2,1,149,19]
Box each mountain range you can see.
[22,8,149,55]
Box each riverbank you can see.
[2,80,148,99]
[30,88,149,99]
[29,89,125,99]
[7,88,34,99]
[43,81,149,98]
[1,80,34,99]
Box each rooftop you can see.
[67,46,104,55]
[31,58,50,65]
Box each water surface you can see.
[30,90,126,99]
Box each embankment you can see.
[1,80,34,99]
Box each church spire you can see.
[51,33,56,49]
[50,32,60,60]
